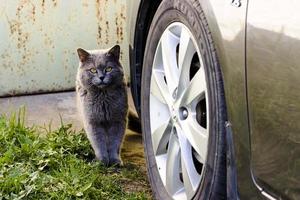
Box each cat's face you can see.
[77,45,124,90]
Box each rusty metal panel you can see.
[0,0,130,96]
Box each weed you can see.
[0,109,150,200]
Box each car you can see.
[128,0,300,199]
[1,0,299,199]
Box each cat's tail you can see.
[127,108,142,133]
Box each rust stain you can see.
[115,4,126,44]
[3,0,62,73]
[4,0,38,71]
[16,0,37,22]
[120,50,123,60]
[97,25,102,41]
[51,0,58,7]
[105,21,109,44]
[95,0,104,45]
[120,5,126,20]
[7,18,30,50]
[47,52,54,63]
[62,50,71,72]
[41,0,58,15]
[95,0,101,20]
[95,0,113,46]
[0,53,11,70]
[41,0,46,14]
[31,4,36,22]
[43,33,54,48]
[95,0,126,46]
[82,0,89,8]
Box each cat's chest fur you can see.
[80,86,128,124]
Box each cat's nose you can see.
[99,76,105,81]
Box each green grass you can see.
[0,109,150,200]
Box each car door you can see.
[247,0,300,199]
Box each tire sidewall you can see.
[141,0,226,199]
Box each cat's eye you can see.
[105,66,112,72]
[90,68,97,74]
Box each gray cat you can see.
[76,45,128,166]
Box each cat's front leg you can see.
[85,124,109,166]
[107,122,126,166]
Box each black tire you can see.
[141,0,227,199]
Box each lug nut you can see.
[179,107,189,120]
[182,110,188,119]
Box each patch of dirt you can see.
[122,130,147,173]
[122,129,152,198]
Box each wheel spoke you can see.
[180,66,206,106]
[150,69,173,105]
[176,125,201,199]
[150,88,171,136]
[165,132,182,196]
[177,28,196,97]
[172,188,187,200]
[161,30,180,95]
[152,119,173,155]
[180,118,208,163]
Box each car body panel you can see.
[126,0,141,47]
[0,0,132,96]
[199,0,263,199]
[247,0,300,199]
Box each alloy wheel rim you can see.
[149,22,209,200]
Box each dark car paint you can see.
[247,1,300,199]
[131,0,299,199]
[198,0,263,199]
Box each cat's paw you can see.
[97,157,110,166]
[109,158,123,167]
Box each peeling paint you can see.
[0,0,130,96]
[94,0,127,45]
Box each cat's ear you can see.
[77,48,90,62]
[107,45,120,60]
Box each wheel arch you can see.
[130,0,162,115]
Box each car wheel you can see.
[141,0,227,199]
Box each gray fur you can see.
[76,45,128,166]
